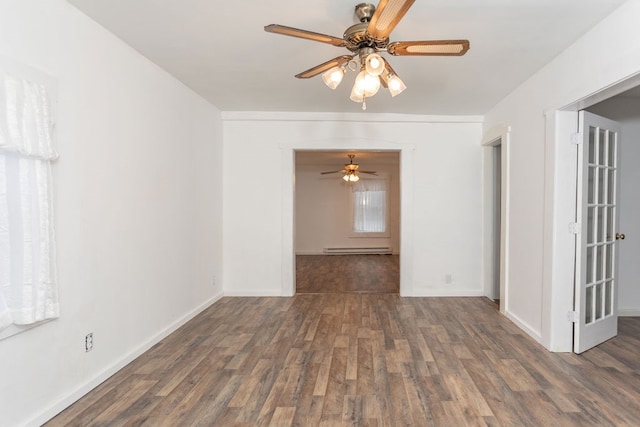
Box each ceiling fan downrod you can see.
[354,3,376,23]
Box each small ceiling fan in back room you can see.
[321,154,377,182]
[265,0,470,110]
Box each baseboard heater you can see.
[323,247,392,255]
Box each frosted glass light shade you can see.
[354,70,380,97]
[350,83,364,102]
[387,75,407,97]
[342,172,359,182]
[322,66,345,89]
[365,53,385,76]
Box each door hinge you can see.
[571,132,583,145]
[569,222,581,234]
[567,311,579,323]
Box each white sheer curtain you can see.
[0,71,58,330]
[352,179,387,233]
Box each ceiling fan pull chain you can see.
[362,95,367,111]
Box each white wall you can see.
[484,0,640,350]
[588,97,640,315]
[295,157,400,254]
[0,1,223,426]
[222,113,483,297]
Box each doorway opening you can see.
[586,88,640,320]
[569,90,640,353]
[547,78,640,352]
[294,150,401,294]
[491,144,502,306]
[482,125,510,314]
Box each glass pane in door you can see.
[605,281,613,316]
[587,207,595,243]
[606,207,614,242]
[598,167,606,204]
[607,169,615,204]
[586,286,593,324]
[596,284,603,321]
[606,243,614,278]
[596,245,604,282]
[607,133,616,167]
[599,129,607,163]
[586,247,594,284]
[588,127,596,164]
[588,167,596,204]
[597,208,605,243]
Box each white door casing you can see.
[574,111,621,353]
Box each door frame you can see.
[482,124,511,314]
[280,141,416,297]
[292,150,401,294]
[543,72,640,352]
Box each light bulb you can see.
[387,75,407,97]
[322,66,345,89]
[343,174,349,181]
[365,53,385,76]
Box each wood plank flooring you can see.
[296,255,399,294]
[46,295,640,426]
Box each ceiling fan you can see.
[264,0,470,110]
[321,154,377,182]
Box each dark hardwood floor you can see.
[296,255,399,294]
[46,294,640,426]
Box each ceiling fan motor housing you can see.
[345,3,389,52]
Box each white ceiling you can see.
[66,0,628,115]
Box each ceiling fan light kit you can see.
[321,154,377,183]
[343,172,360,182]
[265,0,469,110]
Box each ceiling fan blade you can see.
[295,55,353,79]
[264,24,348,47]
[366,0,416,42]
[388,40,470,56]
[360,171,378,175]
[320,170,344,175]
[379,75,387,89]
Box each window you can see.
[351,179,388,236]
[0,67,59,334]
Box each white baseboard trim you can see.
[27,292,223,427]
[504,310,543,344]
[223,291,285,297]
[408,289,485,297]
[619,309,640,317]
[295,251,401,256]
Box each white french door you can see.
[574,111,622,354]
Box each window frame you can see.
[348,176,390,238]
[0,59,58,341]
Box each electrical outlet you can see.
[445,274,453,284]
[85,333,93,352]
